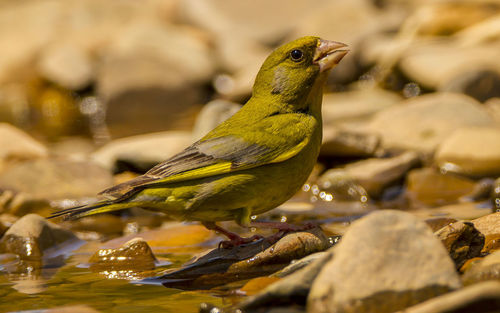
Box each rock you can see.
[434,127,500,177]
[399,41,500,90]
[97,21,214,137]
[434,221,484,269]
[402,281,500,313]
[0,158,113,201]
[321,127,381,158]
[157,227,330,289]
[460,178,496,202]
[0,123,48,162]
[410,202,492,221]
[471,212,500,253]
[424,217,458,232]
[238,251,333,310]
[406,168,476,207]
[308,210,461,313]
[89,237,156,272]
[441,69,500,102]
[322,88,402,127]
[493,178,500,211]
[91,131,192,172]
[0,214,80,261]
[462,250,500,285]
[342,151,420,197]
[273,252,328,278]
[455,12,500,46]
[44,305,102,313]
[37,42,94,90]
[316,169,369,202]
[485,97,500,123]
[191,100,242,140]
[365,93,495,154]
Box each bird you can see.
[50,36,349,247]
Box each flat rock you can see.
[0,123,48,162]
[155,227,330,289]
[462,250,500,285]
[322,88,402,127]
[321,127,381,158]
[434,221,484,269]
[91,131,192,172]
[308,210,461,313]
[402,281,500,313]
[37,42,94,90]
[0,158,113,201]
[406,168,476,207]
[191,100,242,140]
[0,214,80,261]
[410,202,492,221]
[239,251,333,310]
[485,98,500,123]
[365,93,495,154]
[342,151,420,197]
[434,127,500,177]
[441,69,500,102]
[471,212,500,253]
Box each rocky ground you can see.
[1,0,500,312]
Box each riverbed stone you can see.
[365,93,495,154]
[91,131,192,172]
[307,210,461,313]
[342,151,420,197]
[406,168,476,207]
[471,212,500,253]
[191,100,242,140]
[403,281,500,313]
[435,127,500,177]
[0,123,48,162]
[434,221,484,269]
[0,214,80,261]
[321,127,381,158]
[0,158,113,201]
[462,250,500,285]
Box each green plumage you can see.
[51,36,348,227]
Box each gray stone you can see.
[434,127,500,177]
[0,214,80,261]
[462,250,500,285]
[91,131,192,172]
[434,221,484,269]
[471,212,500,253]
[365,93,495,154]
[0,158,113,201]
[342,151,420,197]
[0,123,48,162]
[321,127,381,158]
[402,281,500,313]
[37,43,94,90]
[308,210,461,313]
[191,100,242,140]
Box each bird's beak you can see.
[313,39,349,73]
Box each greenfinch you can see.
[51,36,348,246]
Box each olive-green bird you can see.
[51,36,348,246]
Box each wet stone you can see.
[406,168,476,207]
[403,281,500,313]
[441,69,500,102]
[435,127,500,177]
[89,237,156,273]
[425,217,458,232]
[471,212,500,253]
[321,127,381,158]
[308,210,461,313]
[462,250,500,285]
[0,123,48,162]
[0,214,80,261]
[316,169,369,202]
[434,221,484,269]
[191,99,242,141]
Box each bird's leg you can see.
[201,221,263,248]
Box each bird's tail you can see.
[49,200,138,220]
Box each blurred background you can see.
[0,0,499,221]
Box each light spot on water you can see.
[251,215,257,220]
[280,216,287,223]
[360,196,368,203]
[302,184,311,192]
[403,82,421,98]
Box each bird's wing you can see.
[99,113,315,199]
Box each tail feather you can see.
[49,201,137,220]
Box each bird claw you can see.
[218,234,264,249]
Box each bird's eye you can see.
[290,49,304,62]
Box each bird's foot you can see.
[250,221,318,232]
[202,221,264,249]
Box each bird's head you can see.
[252,36,348,110]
